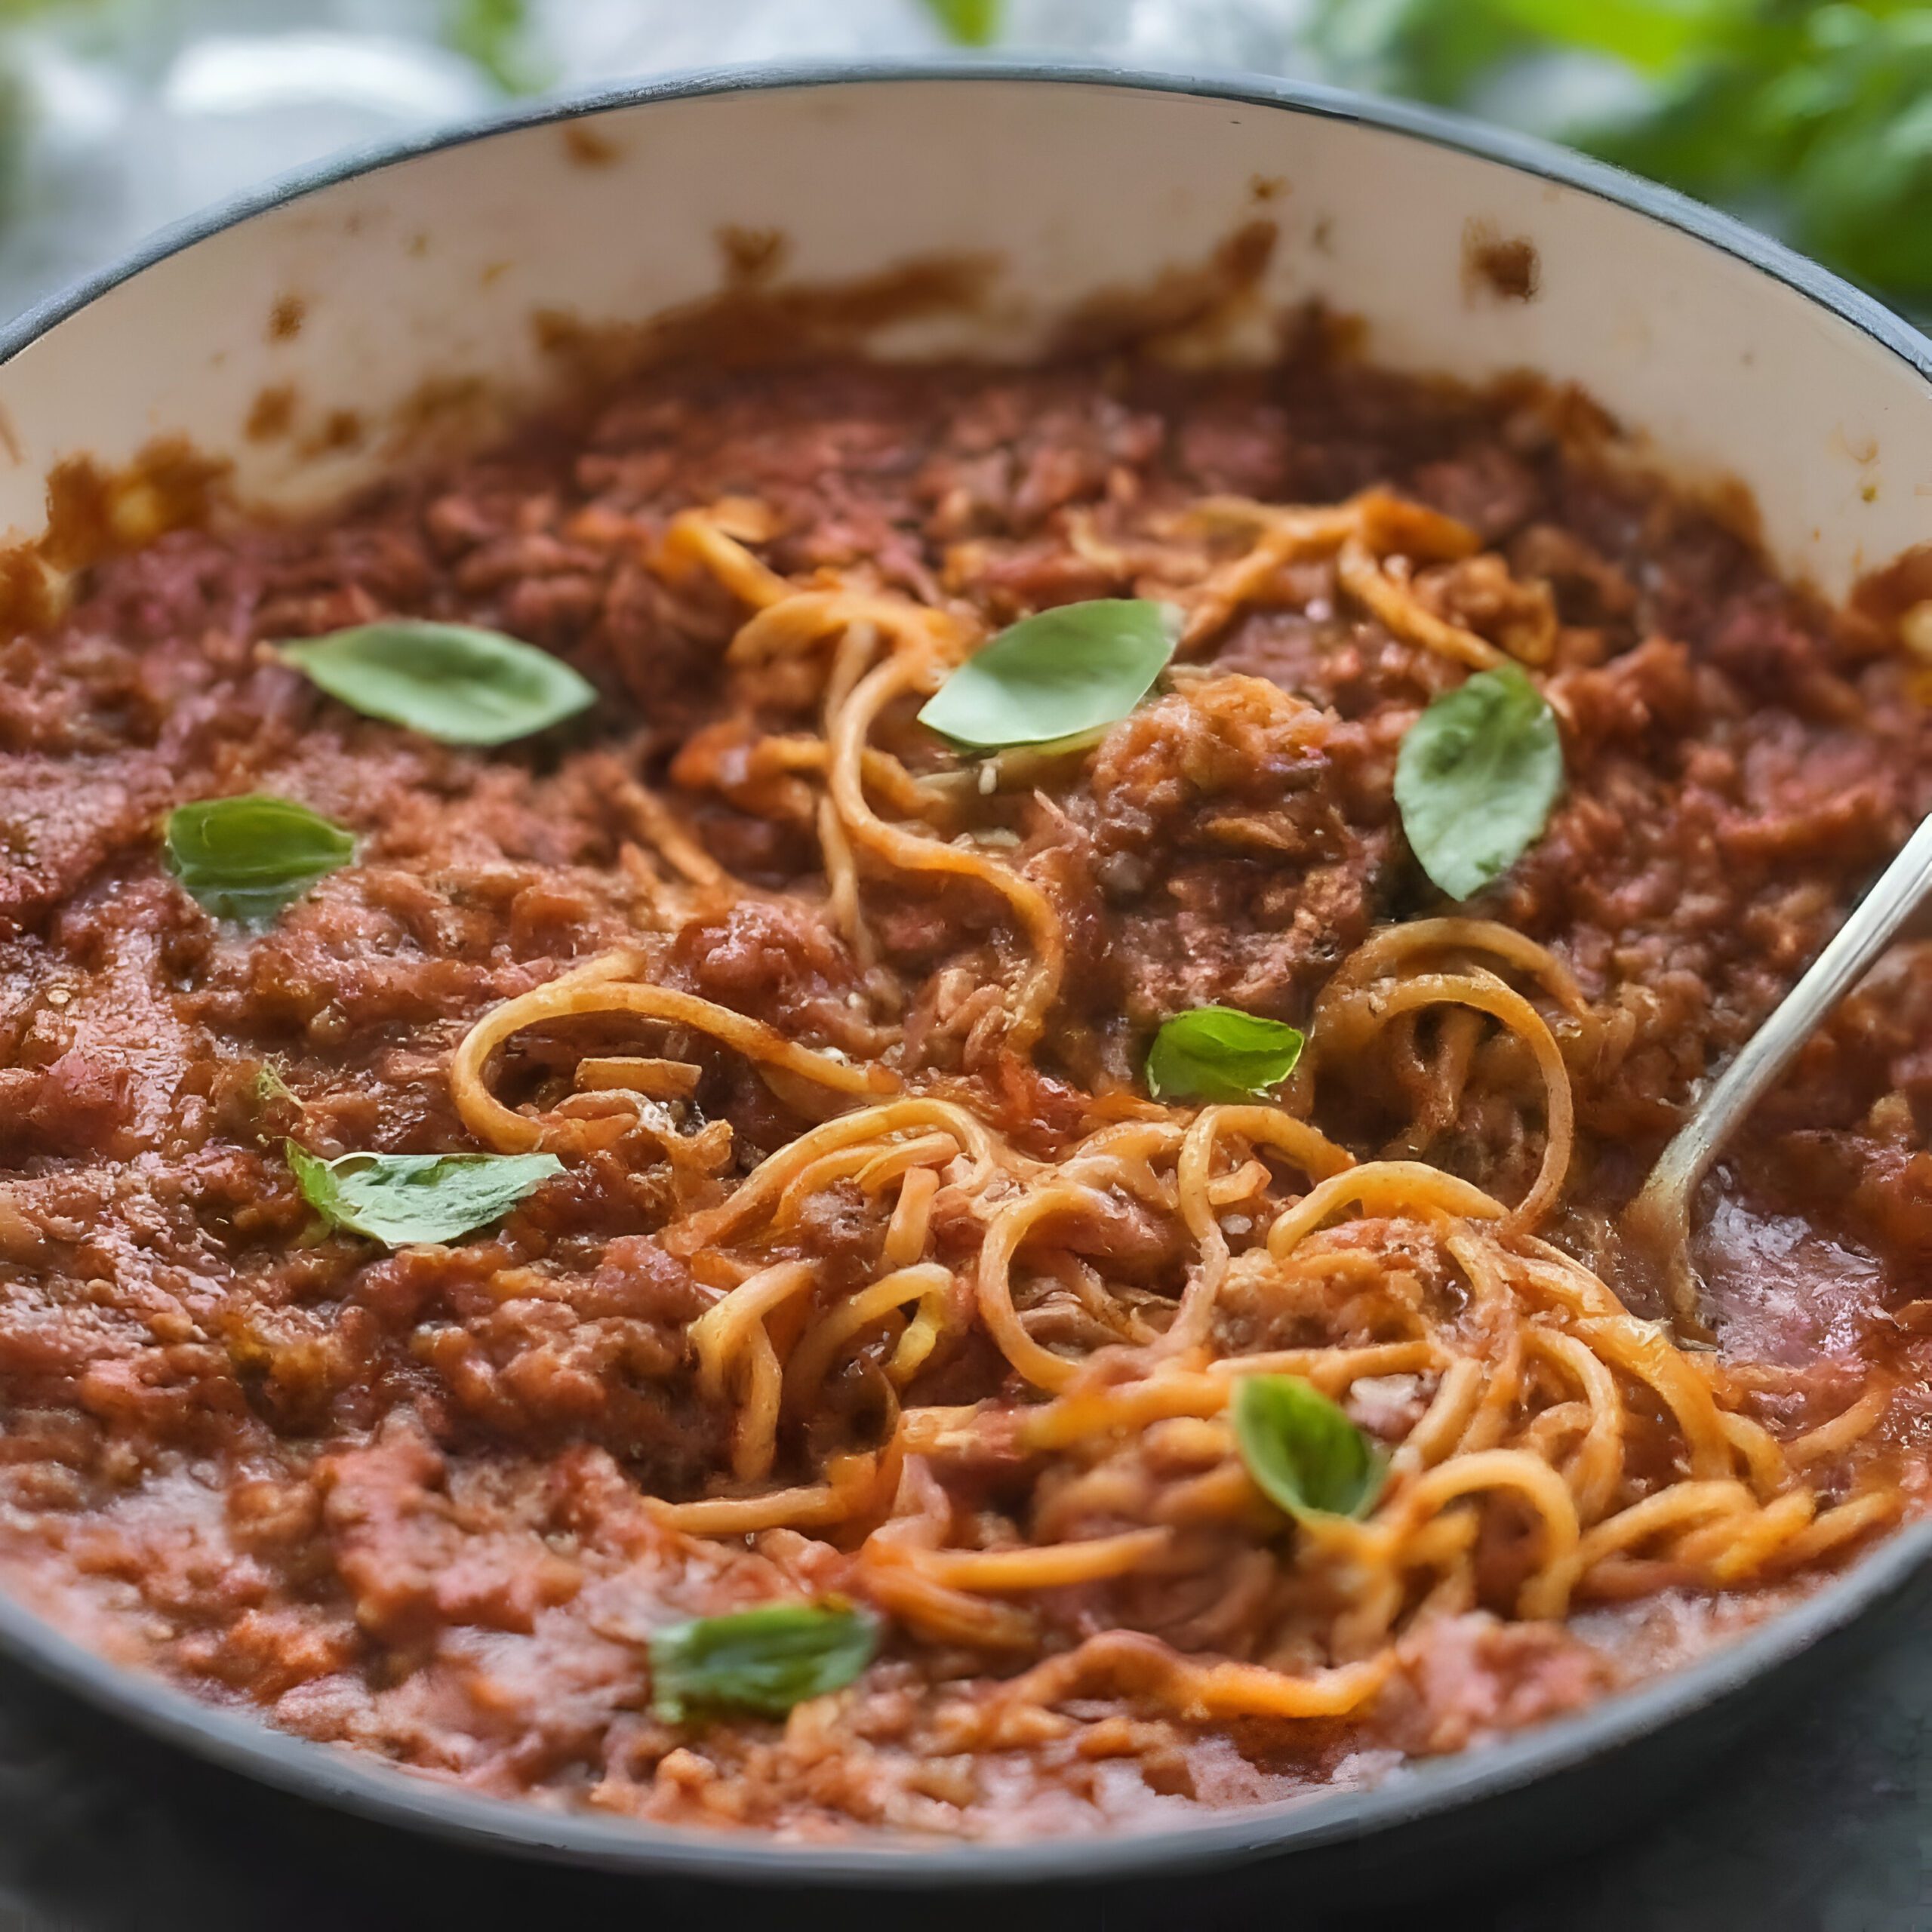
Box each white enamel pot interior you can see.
[0,62,1929,1897]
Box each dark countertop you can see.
[0,1609,1924,1932]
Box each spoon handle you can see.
[1635,808,1932,1260]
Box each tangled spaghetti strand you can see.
[441,491,1902,1739]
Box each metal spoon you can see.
[1626,808,1932,1337]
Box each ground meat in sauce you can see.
[0,346,1926,1841]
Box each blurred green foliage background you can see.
[925,0,1932,314]
[1309,0,1932,310]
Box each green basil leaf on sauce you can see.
[275,620,596,746]
[1393,663,1563,901]
[285,1143,562,1247]
[916,599,1180,750]
[1146,1007,1305,1104]
[648,1602,878,1724]
[1233,1374,1386,1524]
[165,794,355,924]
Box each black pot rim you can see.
[0,54,1927,1891]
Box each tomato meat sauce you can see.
[0,343,1925,1840]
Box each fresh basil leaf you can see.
[1233,1374,1386,1524]
[285,1142,562,1247]
[917,599,1179,751]
[1394,663,1562,901]
[165,794,355,924]
[1146,1007,1305,1104]
[648,1602,878,1724]
[275,620,596,746]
